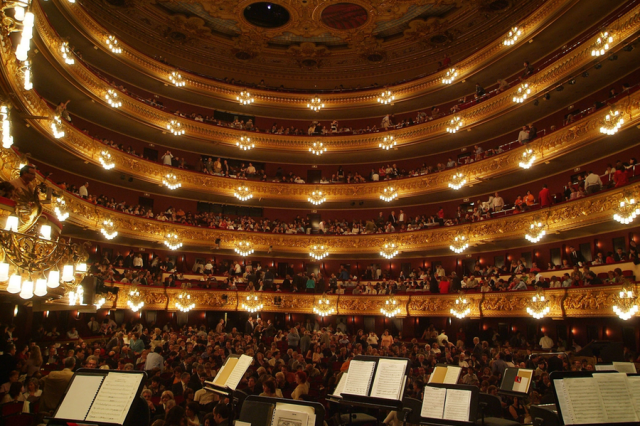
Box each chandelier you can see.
[237,90,254,105]
[591,31,613,57]
[234,241,254,256]
[105,90,121,108]
[503,27,522,46]
[442,68,458,84]
[93,294,106,309]
[1,105,13,149]
[167,120,185,136]
[241,290,263,313]
[54,197,69,222]
[309,141,326,155]
[100,219,118,240]
[513,83,531,103]
[380,186,398,202]
[380,296,401,318]
[612,193,640,224]
[379,135,396,150]
[600,109,623,135]
[234,186,253,201]
[448,172,467,190]
[380,243,399,259]
[524,221,546,243]
[169,71,186,87]
[15,10,34,62]
[450,295,471,319]
[519,148,536,169]
[313,293,335,317]
[237,136,254,150]
[446,116,463,133]
[22,60,32,91]
[450,235,468,254]
[60,41,74,65]
[162,173,181,190]
[526,291,550,319]
[175,291,195,312]
[98,150,115,170]
[309,245,329,260]
[105,35,122,54]
[127,285,144,312]
[308,190,326,205]
[65,263,90,306]
[164,233,183,250]
[51,115,65,139]
[377,89,395,105]
[613,284,638,320]
[308,96,324,112]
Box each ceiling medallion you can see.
[98,150,115,170]
[237,135,254,150]
[379,135,396,150]
[380,295,400,318]
[377,89,395,105]
[105,89,122,108]
[100,218,118,240]
[309,141,326,156]
[127,285,144,312]
[308,190,326,206]
[169,71,186,87]
[309,245,329,260]
[442,68,458,84]
[1,105,13,149]
[162,173,181,190]
[448,172,467,190]
[176,291,195,312]
[237,90,254,105]
[526,290,550,319]
[519,148,536,169]
[446,116,463,133]
[600,108,624,135]
[380,243,399,259]
[321,3,368,30]
[51,115,65,139]
[234,186,253,201]
[524,221,546,243]
[613,284,638,320]
[313,293,335,317]
[513,83,531,103]
[60,41,74,64]
[164,232,183,250]
[503,26,522,46]
[613,192,640,225]
[308,96,324,112]
[380,186,398,202]
[591,31,613,57]
[242,290,263,313]
[449,235,468,254]
[234,240,254,257]
[167,120,185,136]
[450,294,471,319]
[105,35,122,54]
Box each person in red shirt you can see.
[539,184,553,207]
[613,165,629,187]
[439,277,450,294]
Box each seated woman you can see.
[290,372,309,400]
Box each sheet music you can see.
[420,386,446,419]
[627,376,640,417]
[212,357,238,387]
[332,373,348,397]
[563,377,606,425]
[554,380,576,425]
[612,362,638,374]
[343,360,376,396]
[593,373,639,423]
[595,364,614,371]
[443,389,471,422]
[370,358,407,400]
[443,366,461,384]
[273,403,316,426]
[86,372,143,424]
[225,355,253,390]
[54,375,104,420]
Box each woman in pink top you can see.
[380,330,394,348]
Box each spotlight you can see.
[544,93,551,100]
[556,85,564,92]
[582,71,589,78]
[569,79,576,85]
[533,99,539,106]
[594,63,602,69]
[608,55,618,61]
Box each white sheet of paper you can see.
[420,386,446,419]
[612,362,637,374]
[86,372,143,424]
[235,421,251,426]
[343,360,376,396]
[369,358,407,400]
[226,355,254,390]
[443,389,471,422]
[564,377,606,425]
[332,373,348,398]
[595,364,614,371]
[513,376,529,393]
[593,373,639,423]
[554,380,576,425]
[54,375,104,420]
[627,376,640,417]
[443,366,462,384]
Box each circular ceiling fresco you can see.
[321,3,368,30]
[243,2,290,28]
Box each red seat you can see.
[622,270,633,276]
[1,402,25,416]
[3,413,35,426]
[597,273,608,279]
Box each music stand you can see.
[418,383,479,426]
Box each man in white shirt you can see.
[161,150,174,166]
[246,163,256,175]
[145,347,164,372]
[539,332,554,350]
[584,170,602,194]
[79,182,89,198]
[491,192,504,211]
[517,126,530,144]
[436,330,449,345]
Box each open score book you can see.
[341,358,408,401]
[208,354,254,390]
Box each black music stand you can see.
[238,395,325,426]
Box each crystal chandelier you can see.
[309,245,329,260]
[448,172,467,190]
[242,290,263,313]
[591,31,613,57]
[380,243,399,259]
[106,35,122,54]
[613,285,638,320]
[313,293,335,317]
[234,186,253,201]
[237,136,254,150]
[15,11,34,62]
[167,120,185,136]
[169,71,186,87]
[237,90,254,105]
[379,135,396,150]
[524,221,546,243]
[1,105,13,149]
[308,190,326,205]
[380,296,400,318]
[175,291,195,312]
[308,96,324,112]
[450,295,471,319]
[100,219,118,240]
[54,197,69,222]
[309,142,326,155]
[127,286,144,312]
[450,235,468,254]
[234,241,254,256]
[613,193,640,224]
[60,41,74,64]
[526,291,550,319]
[380,186,398,202]
[519,148,536,169]
[513,83,531,103]
[377,90,395,105]
[442,68,458,84]
[98,150,115,170]
[105,89,121,108]
[503,27,522,46]
[93,294,106,309]
[51,115,65,139]
[22,60,32,91]
[600,109,623,135]
[164,233,183,250]
[162,173,181,190]
[446,116,463,133]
